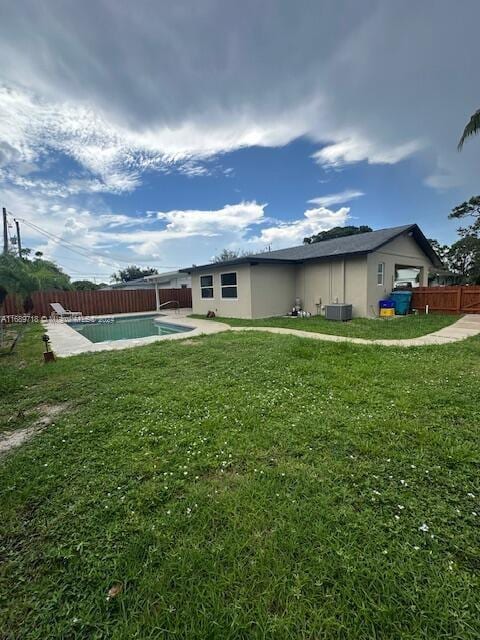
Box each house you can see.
[143,270,191,290]
[180,224,443,318]
[428,268,463,287]
[143,270,192,311]
[102,277,156,291]
[102,270,191,291]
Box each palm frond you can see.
[458,109,480,150]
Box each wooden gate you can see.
[411,286,480,314]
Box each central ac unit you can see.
[325,303,352,321]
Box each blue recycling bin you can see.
[379,299,395,309]
[389,291,412,315]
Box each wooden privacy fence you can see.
[411,286,480,314]
[3,287,192,317]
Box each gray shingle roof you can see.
[181,224,443,272]
[248,224,415,261]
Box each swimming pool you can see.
[68,314,192,343]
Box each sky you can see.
[0,0,479,282]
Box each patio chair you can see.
[49,302,82,319]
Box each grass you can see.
[190,313,460,340]
[0,323,24,357]
[0,324,479,639]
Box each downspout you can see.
[303,263,306,310]
[329,262,332,303]
[342,259,346,303]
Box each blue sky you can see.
[0,1,479,281]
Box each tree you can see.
[0,253,42,301]
[458,109,480,150]
[427,238,450,265]
[0,250,72,344]
[449,196,480,237]
[111,265,158,283]
[0,252,71,305]
[213,247,270,262]
[72,280,100,291]
[213,249,243,263]
[303,225,372,245]
[447,236,480,284]
[28,256,71,291]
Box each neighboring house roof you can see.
[144,270,190,284]
[103,277,155,290]
[181,224,443,273]
[104,271,191,289]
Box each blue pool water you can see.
[68,314,192,343]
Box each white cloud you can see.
[312,137,422,168]
[108,202,267,256]
[252,206,350,247]
[308,189,364,207]
[424,173,463,190]
[0,85,311,195]
[113,202,349,256]
[156,202,265,236]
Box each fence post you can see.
[456,286,462,314]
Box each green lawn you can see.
[0,325,479,639]
[190,313,460,340]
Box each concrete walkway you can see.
[230,314,480,347]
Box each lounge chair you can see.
[50,302,82,318]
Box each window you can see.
[200,274,214,298]
[181,284,187,289]
[377,262,385,286]
[221,272,237,298]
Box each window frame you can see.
[377,262,385,286]
[220,271,238,299]
[200,274,214,299]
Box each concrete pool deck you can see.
[45,310,229,357]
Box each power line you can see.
[6,211,181,270]
[8,214,124,267]
[16,220,122,269]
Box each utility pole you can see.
[14,219,22,258]
[2,207,8,254]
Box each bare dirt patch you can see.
[33,402,69,428]
[0,402,69,456]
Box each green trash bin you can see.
[389,291,412,315]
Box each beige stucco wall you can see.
[250,263,297,318]
[295,256,368,317]
[366,232,432,315]
[191,264,253,318]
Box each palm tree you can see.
[458,109,480,150]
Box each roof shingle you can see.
[181,224,443,272]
